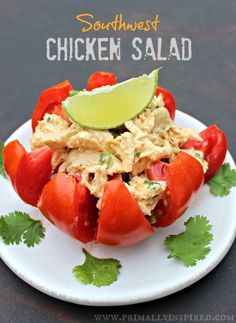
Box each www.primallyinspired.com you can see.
[92,313,234,322]
[46,37,192,62]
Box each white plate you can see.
[0,111,236,306]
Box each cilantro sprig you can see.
[0,211,45,247]
[73,249,121,287]
[208,163,236,197]
[165,215,213,267]
[0,141,6,178]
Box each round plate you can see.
[1,111,236,306]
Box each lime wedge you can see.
[63,69,159,129]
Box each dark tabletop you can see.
[0,1,236,322]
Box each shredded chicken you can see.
[31,114,77,150]
[31,95,207,216]
[127,176,166,215]
[68,129,113,151]
[81,170,108,199]
[107,132,135,172]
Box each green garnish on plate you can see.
[73,248,121,287]
[0,211,45,247]
[208,163,236,197]
[165,215,213,267]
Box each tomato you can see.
[32,80,73,131]
[147,152,204,227]
[15,147,53,206]
[182,125,227,181]
[155,87,176,120]
[38,173,98,243]
[3,141,53,206]
[87,72,117,91]
[3,140,26,185]
[145,161,168,181]
[96,179,154,246]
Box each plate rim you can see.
[1,110,236,306]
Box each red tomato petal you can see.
[32,80,73,131]
[96,179,154,246]
[155,86,176,120]
[39,173,78,233]
[154,152,204,227]
[87,72,117,91]
[182,125,227,182]
[200,125,227,181]
[3,140,26,185]
[38,173,98,243]
[15,146,53,206]
[75,181,98,243]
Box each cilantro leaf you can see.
[73,249,121,287]
[165,215,213,267]
[208,163,236,197]
[99,151,114,169]
[144,179,161,191]
[0,141,6,178]
[0,211,45,247]
[135,151,141,159]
